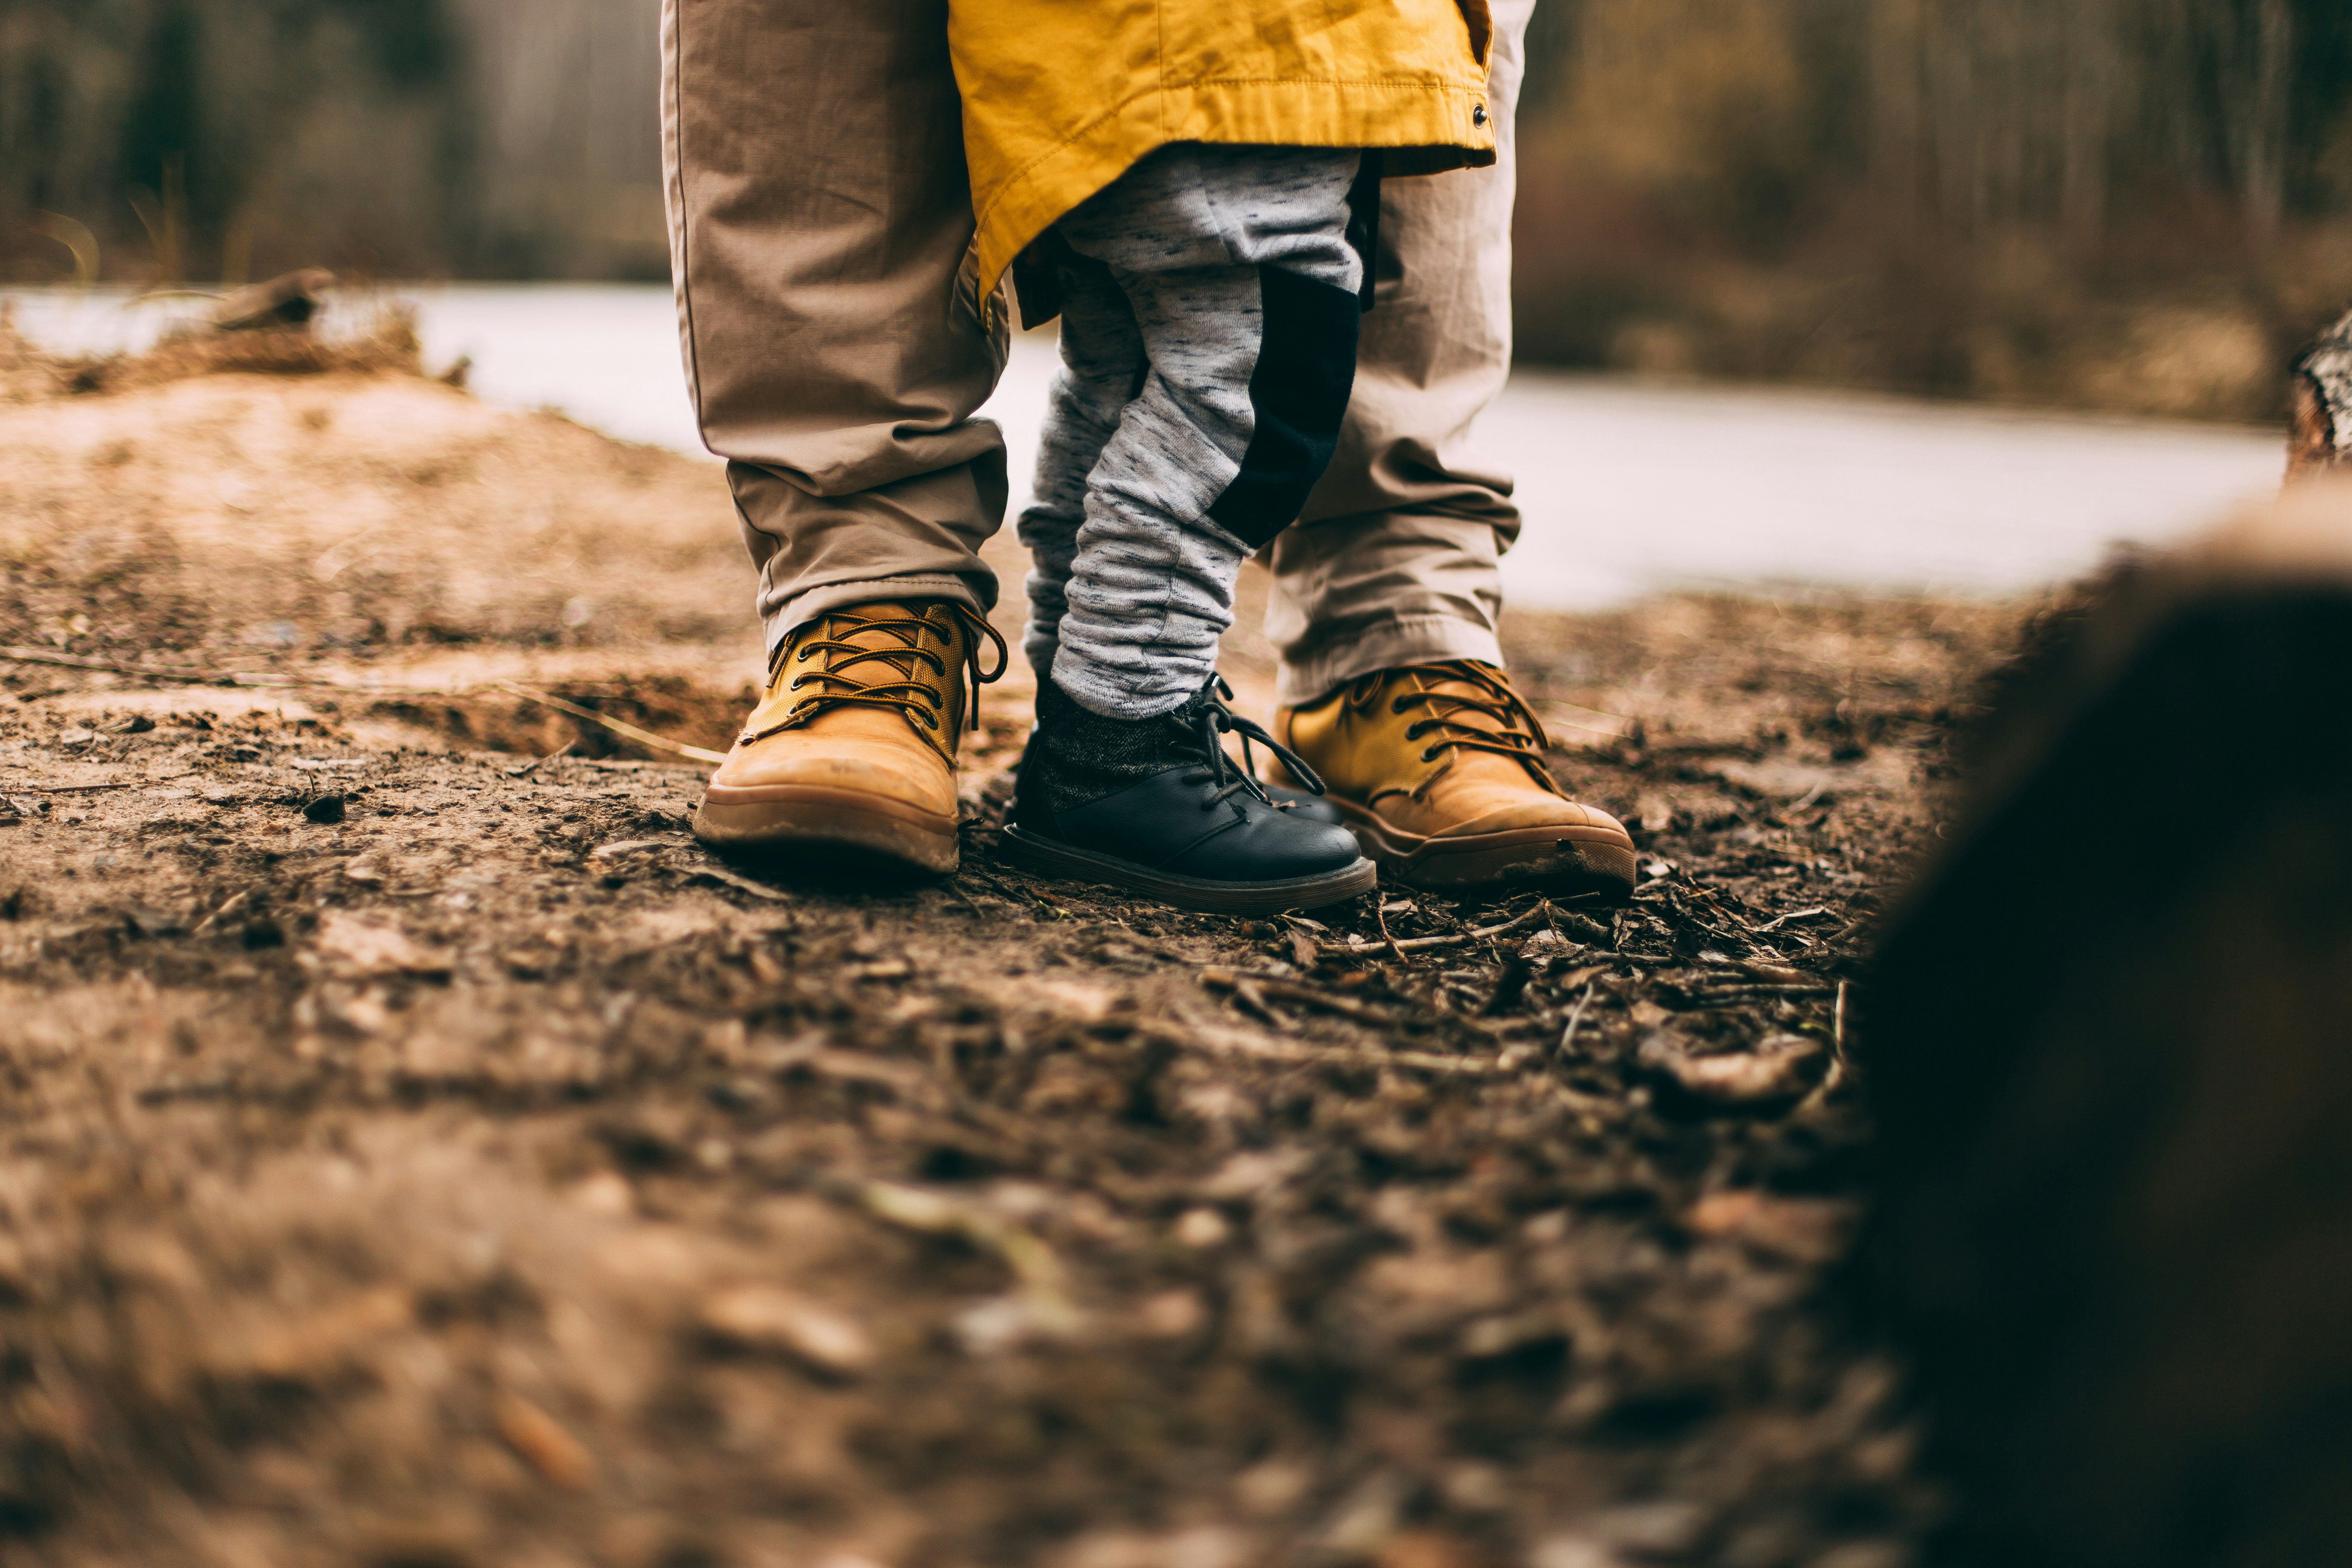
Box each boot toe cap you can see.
[1426,797,1633,846]
[1162,809,1366,882]
[1248,817,1371,879]
[708,746,956,818]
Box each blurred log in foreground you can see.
[1864,474,2352,1568]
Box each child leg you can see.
[1026,142,1366,718]
[1004,143,1376,912]
[1017,255,1145,683]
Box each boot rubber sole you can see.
[693,783,959,874]
[1000,826,1376,914]
[1329,799,1637,901]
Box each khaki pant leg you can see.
[662,0,1008,659]
[1265,0,1535,706]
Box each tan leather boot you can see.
[1274,662,1637,899]
[694,601,1006,873]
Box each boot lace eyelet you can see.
[1421,747,1437,763]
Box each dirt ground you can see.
[0,317,2024,1568]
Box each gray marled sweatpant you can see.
[1019,144,1366,720]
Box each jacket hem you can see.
[971,79,1496,315]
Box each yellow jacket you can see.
[949,0,1497,313]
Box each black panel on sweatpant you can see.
[1206,266,1363,551]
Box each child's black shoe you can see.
[1005,679,1375,913]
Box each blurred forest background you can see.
[3,0,2349,420]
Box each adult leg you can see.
[1262,1,1636,902]
[1265,0,1535,705]
[668,0,1011,870]
[663,0,1007,658]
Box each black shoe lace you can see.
[747,603,1008,764]
[1184,681,1329,813]
[1353,661,1563,797]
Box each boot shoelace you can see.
[1351,660,1562,796]
[746,604,1009,764]
[1185,683,1329,814]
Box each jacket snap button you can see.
[1471,103,1488,127]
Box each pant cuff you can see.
[763,573,994,665]
[1274,612,1506,707]
[1047,651,1204,721]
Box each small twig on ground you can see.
[567,758,708,773]
[506,738,577,777]
[588,838,683,860]
[1225,975,1294,1031]
[0,648,729,767]
[1333,900,1553,958]
[1684,983,1838,1001]
[1694,886,1764,934]
[1200,967,1395,1022]
[1371,894,1406,963]
[496,684,728,766]
[0,780,134,793]
[190,888,253,936]
[848,1180,1080,1332]
[1557,981,1597,1058]
[686,864,793,903]
[1730,957,1815,984]
[1795,981,1855,1110]
[1477,900,1557,941]
[1541,901,1567,945]
[1133,1018,1499,1078]
[0,646,246,682]
[1754,906,1832,933]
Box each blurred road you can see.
[8,282,2286,609]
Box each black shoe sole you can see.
[999,825,1376,914]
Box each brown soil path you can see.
[0,327,2017,1568]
